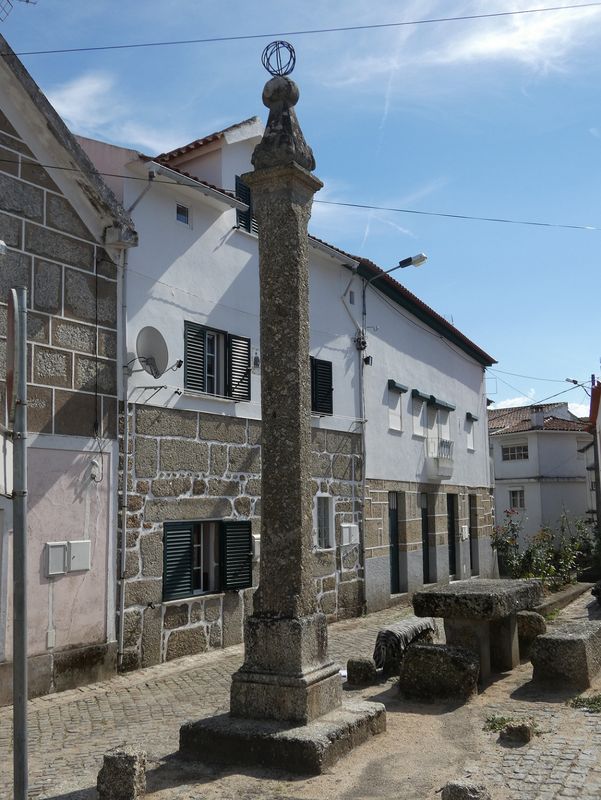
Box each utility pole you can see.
[8,287,28,800]
[592,375,601,539]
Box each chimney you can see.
[531,405,545,429]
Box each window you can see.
[466,412,477,451]
[184,321,251,400]
[163,520,252,601]
[466,420,474,450]
[235,176,258,234]
[412,396,428,437]
[176,204,190,225]
[311,357,333,415]
[314,495,333,549]
[387,380,407,432]
[502,444,529,461]
[509,489,525,509]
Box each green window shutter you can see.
[235,175,252,232]
[310,357,333,415]
[184,321,206,392]
[163,522,193,601]
[227,334,251,401]
[220,520,252,590]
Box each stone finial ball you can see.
[262,76,300,109]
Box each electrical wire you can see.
[488,381,590,428]
[6,3,601,57]
[489,368,586,383]
[315,200,599,232]
[0,156,598,232]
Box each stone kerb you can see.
[118,405,364,669]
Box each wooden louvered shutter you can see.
[163,522,193,601]
[311,357,333,415]
[184,322,206,392]
[220,520,252,590]
[235,176,258,234]
[227,334,251,401]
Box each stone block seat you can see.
[399,644,480,701]
[530,620,601,689]
[372,615,437,675]
[413,579,543,683]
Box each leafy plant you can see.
[569,694,601,713]
[490,511,592,590]
[483,714,514,732]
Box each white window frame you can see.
[509,488,525,510]
[313,494,334,550]
[502,443,529,461]
[192,521,220,595]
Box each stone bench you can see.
[399,643,480,701]
[373,616,437,675]
[531,620,601,689]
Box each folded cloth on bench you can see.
[373,616,438,673]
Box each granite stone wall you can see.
[119,404,364,670]
[364,478,494,611]
[0,108,118,702]
[0,109,117,437]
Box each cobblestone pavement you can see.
[1,593,600,800]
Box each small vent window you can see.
[176,204,189,225]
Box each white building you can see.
[79,116,496,669]
[489,402,593,542]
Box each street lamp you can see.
[358,253,428,352]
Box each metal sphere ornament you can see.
[261,40,296,77]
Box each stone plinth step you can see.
[179,700,386,775]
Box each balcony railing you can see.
[425,437,454,479]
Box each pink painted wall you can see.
[3,443,111,659]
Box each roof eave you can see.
[148,162,247,211]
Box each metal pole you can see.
[12,286,28,800]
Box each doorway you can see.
[388,492,400,594]
[468,494,479,576]
[447,493,457,577]
[420,492,430,584]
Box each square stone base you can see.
[179,700,386,775]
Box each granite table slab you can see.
[412,579,543,682]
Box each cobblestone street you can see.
[1,594,601,800]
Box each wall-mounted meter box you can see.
[461,525,469,541]
[46,542,68,576]
[68,540,91,572]
[341,523,360,546]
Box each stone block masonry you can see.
[0,119,118,439]
[118,404,364,670]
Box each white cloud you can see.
[568,402,590,418]
[47,71,192,154]
[47,72,119,131]
[489,388,536,409]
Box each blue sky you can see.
[3,1,600,414]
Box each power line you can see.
[490,368,587,383]
[0,156,597,232]
[6,3,601,57]
[315,200,599,231]
[488,381,590,427]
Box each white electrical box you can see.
[341,523,360,546]
[460,525,469,541]
[251,533,261,561]
[46,542,68,576]
[68,540,91,572]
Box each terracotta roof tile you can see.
[155,117,261,162]
[488,403,589,434]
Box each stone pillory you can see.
[178,42,385,774]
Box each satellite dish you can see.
[136,326,168,379]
